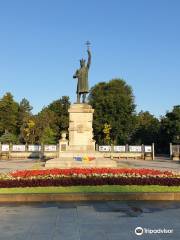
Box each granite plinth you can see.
[68,103,95,152]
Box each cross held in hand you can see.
[85,41,91,50]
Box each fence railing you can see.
[0,143,58,160]
[98,144,153,153]
[98,144,155,160]
[0,144,57,152]
[0,143,155,160]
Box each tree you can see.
[20,117,36,144]
[0,131,18,144]
[131,111,160,145]
[19,96,70,144]
[40,127,56,144]
[159,105,180,152]
[103,123,111,145]
[0,92,19,136]
[88,79,136,144]
[46,96,70,139]
[18,98,32,139]
[18,98,32,123]
[35,108,58,143]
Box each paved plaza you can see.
[116,157,180,172]
[0,201,179,240]
[0,159,43,173]
[0,157,180,173]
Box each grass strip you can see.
[0,185,180,194]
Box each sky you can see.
[0,0,179,118]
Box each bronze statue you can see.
[73,42,91,103]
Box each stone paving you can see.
[0,159,43,173]
[0,201,179,240]
[116,158,180,172]
[0,157,179,173]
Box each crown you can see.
[80,58,86,64]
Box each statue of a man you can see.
[73,48,91,103]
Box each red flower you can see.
[10,168,174,178]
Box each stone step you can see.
[45,158,117,168]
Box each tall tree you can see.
[20,117,37,144]
[159,105,180,152]
[18,98,32,138]
[18,98,32,121]
[103,123,111,145]
[19,96,70,144]
[35,108,58,143]
[88,79,136,144]
[0,92,19,136]
[47,96,70,139]
[0,131,18,144]
[131,111,160,145]
[40,127,57,144]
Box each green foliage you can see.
[18,96,70,144]
[0,89,179,153]
[45,96,70,140]
[35,108,58,143]
[0,93,19,135]
[131,111,160,145]
[40,127,56,144]
[103,123,111,144]
[18,98,32,124]
[159,105,180,152]
[19,98,32,115]
[88,79,136,144]
[20,117,37,144]
[20,109,58,144]
[18,98,33,142]
[0,131,18,144]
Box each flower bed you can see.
[0,168,179,188]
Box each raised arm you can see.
[86,49,91,69]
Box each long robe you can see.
[75,66,89,93]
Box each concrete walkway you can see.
[0,201,179,240]
[0,158,179,173]
[117,158,180,172]
[0,159,43,173]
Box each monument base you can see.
[68,103,95,152]
[45,157,117,168]
[45,102,118,168]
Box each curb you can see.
[0,192,180,202]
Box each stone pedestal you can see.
[59,132,68,154]
[68,103,95,152]
[45,103,117,168]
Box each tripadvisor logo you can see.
[135,227,143,236]
[135,226,173,235]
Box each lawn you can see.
[0,185,180,194]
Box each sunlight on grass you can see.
[0,185,180,194]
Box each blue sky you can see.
[0,0,179,117]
